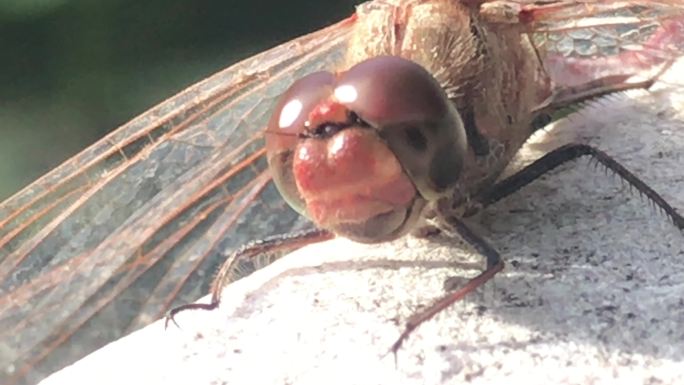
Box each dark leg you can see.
[391,215,505,354]
[475,143,684,229]
[165,228,334,328]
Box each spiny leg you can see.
[165,228,334,328]
[393,143,682,354]
[474,143,684,229]
[391,215,504,355]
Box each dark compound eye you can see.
[268,71,335,135]
[335,56,451,128]
[336,56,468,200]
[403,126,428,153]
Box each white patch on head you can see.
[334,84,358,103]
[329,133,345,154]
[297,145,311,161]
[279,99,303,128]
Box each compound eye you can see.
[266,71,335,215]
[336,56,467,200]
[335,56,450,128]
[267,71,335,142]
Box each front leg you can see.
[392,215,505,354]
[165,228,334,327]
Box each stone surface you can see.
[40,62,684,385]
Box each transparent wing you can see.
[0,16,355,385]
[484,0,684,86]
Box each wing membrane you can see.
[0,15,355,385]
[490,0,684,85]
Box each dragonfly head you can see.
[266,56,467,243]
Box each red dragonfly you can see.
[1,1,684,384]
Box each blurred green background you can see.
[0,0,357,201]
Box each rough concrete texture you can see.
[40,62,684,385]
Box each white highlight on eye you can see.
[334,84,357,103]
[279,99,303,128]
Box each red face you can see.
[266,56,467,243]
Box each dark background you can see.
[0,0,358,200]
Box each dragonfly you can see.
[2,1,684,384]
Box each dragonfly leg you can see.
[391,215,504,355]
[475,143,684,229]
[164,228,334,328]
